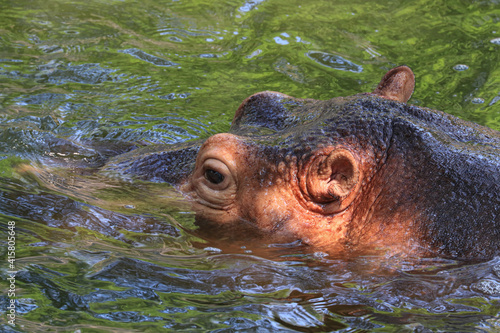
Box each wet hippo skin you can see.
[105,66,500,258]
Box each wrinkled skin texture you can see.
[105,66,500,258]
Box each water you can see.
[1,0,499,331]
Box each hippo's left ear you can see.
[373,65,415,103]
[300,148,361,215]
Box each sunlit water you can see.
[1,0,499,332]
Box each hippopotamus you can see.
[104,66,500,258]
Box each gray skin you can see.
[105,66,500,259]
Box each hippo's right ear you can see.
[373,66,415,103]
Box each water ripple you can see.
[306,51,363,73]
[37,62,117,85]
[119,48,179,67]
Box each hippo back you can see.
[349,96,500,258]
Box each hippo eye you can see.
[197,158,233,191]
[205,169,224,184]
[192,153,237,209]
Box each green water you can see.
[0,0,500,332]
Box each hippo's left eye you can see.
[196,158,234,192]
[192,157,236,208]
[205,169,224,184]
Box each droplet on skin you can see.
[313,251,329,259]
[204,247,222,253]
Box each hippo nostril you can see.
[205,169,225,184]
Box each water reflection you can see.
[306,51,363,73]
[119,49,179,67]
[239,0,268,13]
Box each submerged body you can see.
[105,67,500,258]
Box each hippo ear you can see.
[373,66,415,103]
[301,148,361,214]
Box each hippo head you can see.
[106,66,500,257]
[179,67,415,248]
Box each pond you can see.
[1,0,500,331]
